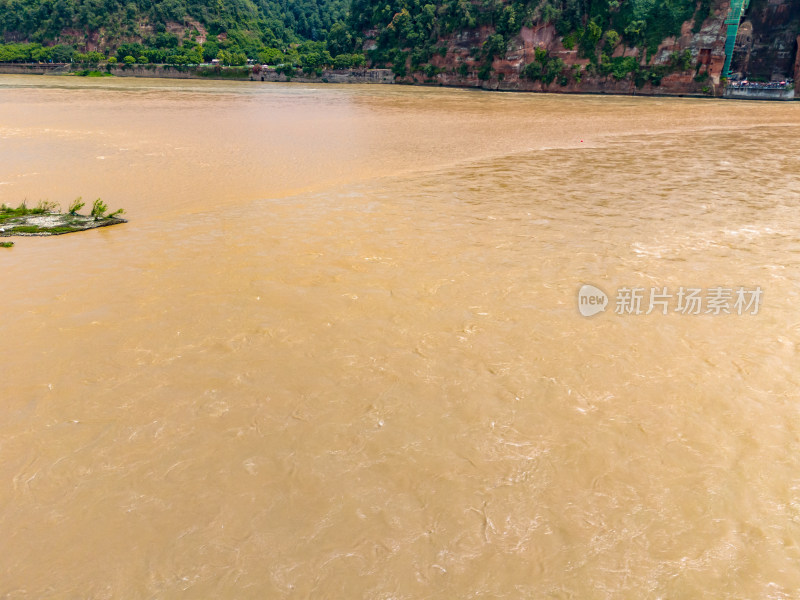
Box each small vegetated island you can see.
[0,198,126,247]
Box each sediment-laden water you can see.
[1,76,800,598]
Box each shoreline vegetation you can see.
[0,61,398,85]
[0,62,729,98]
[0,61,795,100]
[0,198,127,238]
[0,2,732,93]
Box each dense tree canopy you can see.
[0,0,368,67]
[0,0,716,83]
[349,0,714,82]
[0,0,351,50]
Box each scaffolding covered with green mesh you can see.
[722,0,750,79]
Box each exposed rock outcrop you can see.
[729,0,800,80]
[411,11,728,95]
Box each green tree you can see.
[51,45,75,62]
[327,22,353,56]
[85,51,104,64]
[258,47,285,64]
[202,41,219,62]
[31,46,52,62]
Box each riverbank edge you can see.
[1,63,795,100]
[0,63,396,85]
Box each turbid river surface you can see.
[1,75,800,598]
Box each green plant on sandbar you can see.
[90,198,108,219]
[69,197,85,215]
[90,198,125,220]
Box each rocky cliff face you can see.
[729,0,800,81]
[796,34,800,81]
[366,0,799,95]
[430,13,727,94]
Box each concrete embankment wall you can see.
[723,87,795,100]
[0,63,395,84]
[0,64,70,75]
[106,65,395,82]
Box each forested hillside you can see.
[1,0,795,92]
[350,0,719,83]
[0,0,362,66]
[353,0,713,61]
[0,0,347,43]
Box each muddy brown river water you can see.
[1,75,800,598]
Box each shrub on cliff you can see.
[598,55,640,80]
[482,34,507,61]
[523,48,566,85]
